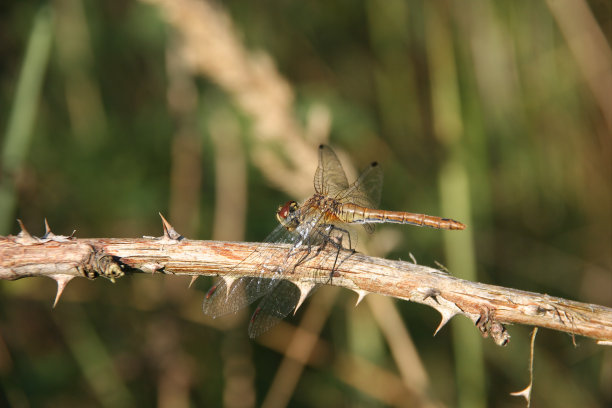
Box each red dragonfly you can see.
[203,145,465,337]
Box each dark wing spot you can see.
[206,284,218,299]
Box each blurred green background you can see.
[1,0,610,407]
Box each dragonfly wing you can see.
[202,276,254,317]
[333,161,383,234]
[248,280,320,338]
[202,205,328,318]
[314,145,349,195]
[202,224,303,317]
[336,161,383,209]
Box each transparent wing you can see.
[202,224,299,318]
[314,145,349,196]
[335,162,383,233]
[202,205,326,319]
[335,161,383,208]
[248,280,320,338]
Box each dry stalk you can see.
[1,217,611,346]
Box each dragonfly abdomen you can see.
[338,204,465,230]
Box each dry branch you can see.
[1,219,611,345]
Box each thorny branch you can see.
[1,217,611,346]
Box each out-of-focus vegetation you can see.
[0,0,610,407]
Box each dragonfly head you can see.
[276,200,299,231]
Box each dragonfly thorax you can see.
[276,200,300,231]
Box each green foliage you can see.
[0,0,610,406]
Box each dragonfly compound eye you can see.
[276,201,291,220]
[276,201,299,230]
[288,201,298,213]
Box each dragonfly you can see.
[203,145,465,337]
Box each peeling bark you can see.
[1,225,610,345]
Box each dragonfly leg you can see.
[316,224,356,284]
[289,243,320,273]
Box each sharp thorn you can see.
[221,276,237,299]
[43,218,56,239]
[159,212,172,238]
[188,276,198,288]
[17,219,33,238]
[17,219,29,235]
[434,260,450,274]
[433,308,458,336]
[353,289,368,307]
[293,281,317,315]
[51,274,74,308]
[510,385,532,401]
[16,219,38,244]
[159,212,183,241]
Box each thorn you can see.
[510,385,532,401]
[293,281,317,315]
[434,260,450,274]
[42,218,57,239]
[159,212,183,241]
[353,289,368,307]
[159,212,172,238]
[433,307,458,336]
[221,276,237,299]
[511,328,536,401]
[42,218,60,239]
[409,252,417,264]
[140,262,164,274]
[40,219,75,242]
[16,219,38,243]
[17,219,30,236]
[50,274,74,308]
[188,276,198,288]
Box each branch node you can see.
[78,248,125,281]
[422,287,441,303]
[95,253,124,281]
[477,309,511,346]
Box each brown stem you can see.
[1,229,610,345]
